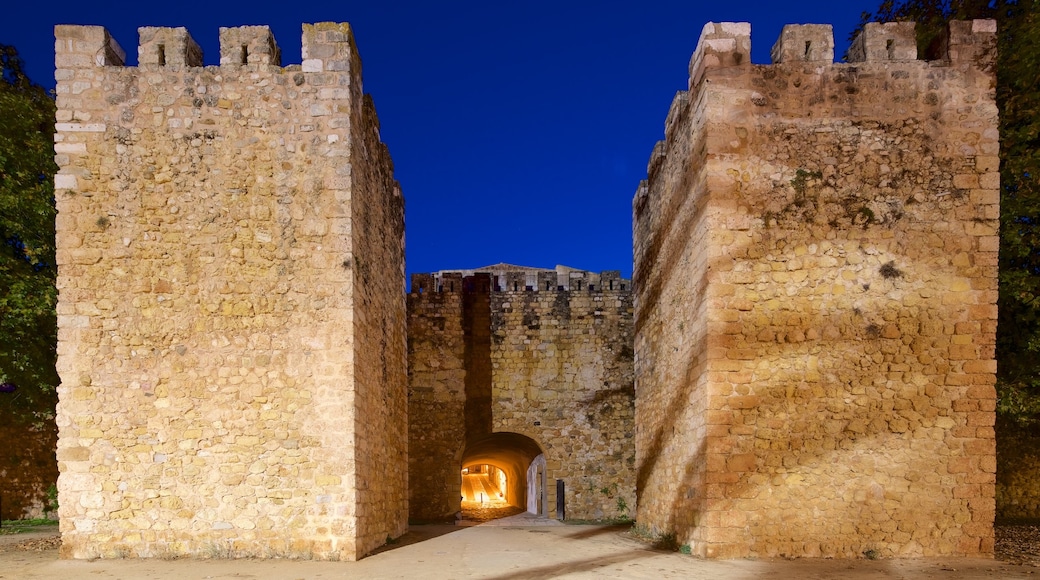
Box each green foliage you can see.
[0,517,57,535]
[46,483,58,512]
[0,45,58,422]
[854,1,1040,424]
[995,0,1040,426]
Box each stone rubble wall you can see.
[634,20,999,558]
[406,290,467,521]
[52,22,405,561]
[490,287,636,521]
[996,423,1040,521]
[407,273,635,522]
[0,416,57,520]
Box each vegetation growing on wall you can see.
[855,0,1040,423]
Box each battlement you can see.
[55,21,360,73]
[686,19,995,90]
[410,266,631,294]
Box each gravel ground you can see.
[996,524,1040,566]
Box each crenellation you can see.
[945,19,998,72]
[137,27,202,67]
[302,22,361,74]
[411,273,435,293]
[411,266,631,295]
[647,140,667,180]
[663,91,689,141]
[770,24,834,64]
[847,21,917,62]
[54,25,125,69]
[218,25,281,66]
[537,271,557,291]
[689,22,751,89]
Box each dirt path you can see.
[1,522,1037,579]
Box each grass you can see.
[0,518,58,535]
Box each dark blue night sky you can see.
[3,1,878,278]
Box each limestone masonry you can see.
[407,265,634,522]
[53,23,406,560]
[634,21,999,558]
[52,17,1001,563]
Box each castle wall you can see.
[407,271,636,521]
[634,20,999,558]
[490,286,635,520]
[0,415,57,520]
[406,288,466,521]
[52,23,405,560]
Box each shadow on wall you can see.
[638,227,996,557]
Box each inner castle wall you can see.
[407,266,635,522]
[634,20,999,558]
[52,23,406,561]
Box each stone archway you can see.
[461,432,545,514]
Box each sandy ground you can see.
[2,519,1038,580]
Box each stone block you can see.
[770,24,834,64]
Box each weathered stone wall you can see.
[408,267,635,521]
[406,288,466,521]
[490,283,635,520]
[634,20,999,558]
[0,413,57,520]
[52,22,405,560]
[997,423,1040,521]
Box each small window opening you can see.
[526,285,533,291]
[157,44,166,66]
[546,281,552,291]
[437,285,443,293]
[609,280,614,290]
[804,41,812,60]
[886,39,895,59]
[620,283,627,291]
[241,44,249,65]
[557,285,564,291]
[576,281,582,291]
[449,282,455,292]
[589,284,596,292]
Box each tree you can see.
[852,1,1040,423]
[0,44,59,422]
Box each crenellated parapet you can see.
[409,265,631,295]
[54,23,359,72]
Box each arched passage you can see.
[461,432,546,515]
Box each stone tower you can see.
[52,23,406,561]
[634,20,999,558]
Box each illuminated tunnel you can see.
[461,432,546,514]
